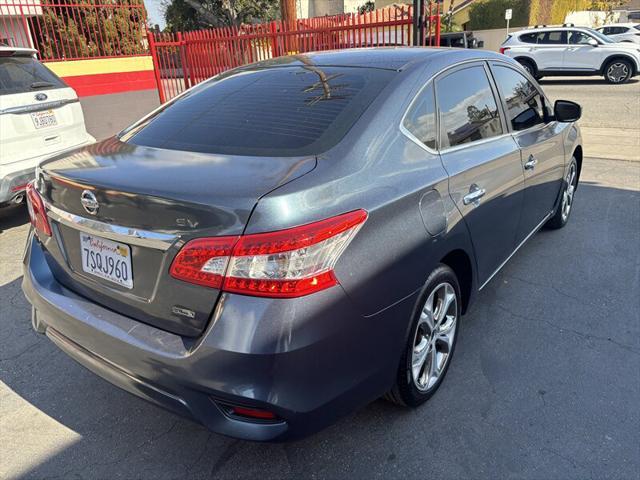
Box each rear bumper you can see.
[0,166,34,204]
[22,233,413,441]
[0,136,96,204]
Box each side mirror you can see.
[587,38,599,47]
[554,100,582,122]
[477,40,485,48]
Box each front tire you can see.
[604,59,633,84]
[547,158,578,230]
[385,265,461,407]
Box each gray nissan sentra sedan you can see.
[22,48,583,441]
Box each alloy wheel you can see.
[411,283,458,392]
[607,62,629,83]
[561,162,577,222]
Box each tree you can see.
[358,1,375,15]
[163,0,279,31]
[34,0,146,60]
[467,0,530,30]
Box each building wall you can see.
[0,16,30,47]
[473,27,509,51]
[44,56,156,97]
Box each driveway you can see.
[541,77,640,161]
[1,81,639,480]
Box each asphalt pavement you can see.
[1,78,639,480]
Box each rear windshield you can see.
[0,55,66,95]
[123,66,395,157]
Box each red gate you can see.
[148,6,441,103]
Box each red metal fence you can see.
[0,0,147,61]
[148,6,441,103]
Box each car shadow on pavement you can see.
[0,203,28,234]
[539,77,639,86]
[1,182,639,480]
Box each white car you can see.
[500,26,640,84]
[595,23,640,44]
[0,46,94,206]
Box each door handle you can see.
[524,155,538,170]
[463,184,486,206]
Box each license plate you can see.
[31,109,57,129]
[80,233,133,289]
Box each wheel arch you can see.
[572,145,583,187]
[514,56,538,71]
[440,249,473,315]
[600,55,638,76]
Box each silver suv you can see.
[501,26,640,83]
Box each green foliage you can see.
[467,0,531,30]
[357,1,375,15]
[34,0,147,60]
[163,0,279,32]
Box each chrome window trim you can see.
[488,60,553,137]
[46,203,177,251]
[436,61,509,152]
[0,98,79,115]
[399,79,439,155]
[438,132,515,155]
[399,58,502,155]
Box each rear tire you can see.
[385,265,461,407]
[517,58,540,79]
[604,59,633,84]
[547,157,578,230]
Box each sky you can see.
[144,0,167,30]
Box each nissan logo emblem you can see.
[80,190,99,215]
[35,93,48,101]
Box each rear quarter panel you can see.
[247,59,477,317]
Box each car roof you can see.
[243,47,504,72]
[0,46,37,56]
[598,23,639,27]
[512,26,595,35]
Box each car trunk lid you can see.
[37,138,317,337]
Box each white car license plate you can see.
[80,233,133,289]
[31,109,58,129]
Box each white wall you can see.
[564,10,621,27]
[473,28,510,52]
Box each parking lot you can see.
[1,78,639,479]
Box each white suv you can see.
[500,26,640,84]
[0,47,95,206]
[595,23,640,44]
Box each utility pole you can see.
[413,0,427,46]
[280,0,297,28]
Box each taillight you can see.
[169,236,239,288]
[169,209,368,298]
[25,181,52,237]
[499,47,510,54]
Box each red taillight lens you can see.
[25,181,52,237]
[169,209,368,298]
[499,47,510,54]
[169,236,239,288]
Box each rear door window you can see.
[491,65,545,131]
[436,65,504,149]
[539,31,567,44]
[0,56,66,95]
[519,33,538,44]
[403,83,437,149]
[125,66,395,157]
